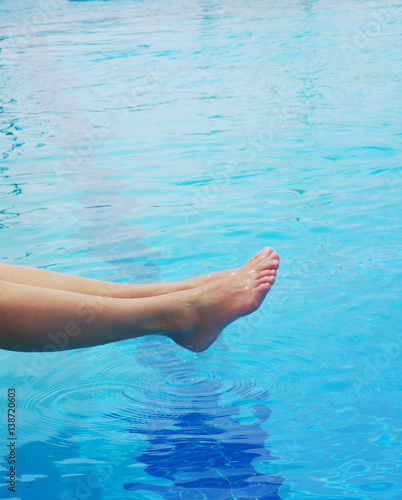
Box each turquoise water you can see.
[1,0,401,498]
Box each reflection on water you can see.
[124,408,283,499]
[120,346,283,499]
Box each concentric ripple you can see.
[73,340,278,441]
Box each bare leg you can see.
[0,279,189,352]
[0,249,279,353]
[0,247,276,298]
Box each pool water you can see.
[1,0,401,498]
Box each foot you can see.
[163,246,278,293]
[128,247,277,298]
[168,248,279,352]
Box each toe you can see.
[257,281,272,293]
[257,269,276,279]
[257,274,275,286]
[270,251,279,261]
[264,246,273,257]
[256,247,272,261]
[256,255,277,273]
[255,249,266,260]
[247,249,265,265]
[268,251,280,270]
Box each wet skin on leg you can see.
[0,248,279,353]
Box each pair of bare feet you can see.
[165,246,279,352]
[0,247,279,353]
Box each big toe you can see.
[247,247,272,265]
[255,249,279,272]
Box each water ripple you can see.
[1,0,400,496]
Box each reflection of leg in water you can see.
[123,398,283,499]
[0,247,279,353]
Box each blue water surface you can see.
[0,0,401,498]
